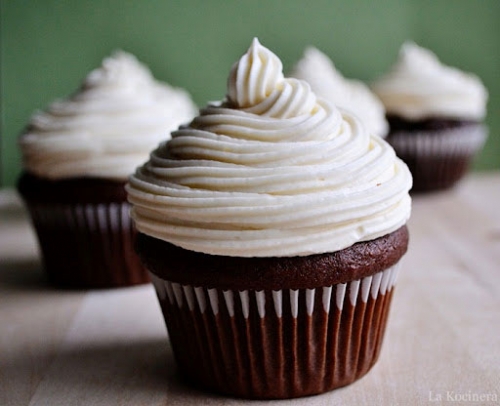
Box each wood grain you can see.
[1,172,499,405]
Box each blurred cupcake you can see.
[17,51,197,288]
[127,38,412,399]
[372,42,488,192]
[290,46,388,138]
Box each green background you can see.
[1,0,499,187]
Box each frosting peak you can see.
[228,38,284,108]
[228,38,316,118]
[290,47,388,137]
[84,51,153,89]
[127,39,412,257]
[371,42,488,120]
[20,51,198,181]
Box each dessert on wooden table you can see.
[128,38,412,399]
[372,42,488,192]
[18,51,197,288]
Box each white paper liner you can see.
[30,202,129,232]
[27,201,147,287]
[150,263,400,318]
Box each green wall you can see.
[1,0,499,187]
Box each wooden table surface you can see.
[1,172,499,406]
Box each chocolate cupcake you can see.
[127,38,412,399]
[372,42,488,192]
[18,51,197,288]
[290,46,388,138]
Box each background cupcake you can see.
[290,46,388,138]
[127,39,412,399]
[17,51,197,288]
[371,42,488,192]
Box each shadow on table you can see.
[0,192,48,292]
[5,338,236,404]
[0,258,49,292]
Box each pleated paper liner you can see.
[388,124,487,192]
[150,263,400,399]
[26,202,149,288]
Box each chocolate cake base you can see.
[138,227,409,399]
[386,116,487,193]
[17,172,149,289]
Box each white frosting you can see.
[371,42,488,120]
[127,38,412,257]
[20,51,198,180]
[290,47,388,137]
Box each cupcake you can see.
[371,42,488,192]
[127,38,412,399]
[290,46,388,138]
[17,51,197,288]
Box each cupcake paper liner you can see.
[26,201,148,288]
[388,125,487,191]
[388,124,487,156]
[150,263,400,399]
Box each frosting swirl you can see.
[290,47,388,137]
[20,51,198,180]
[371,42,488,120]
[127,38,412,257]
